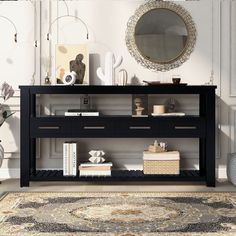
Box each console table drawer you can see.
[31,120,70,137]
[116,119,156,137]
[155,118,205,137]
[71,120,114,137]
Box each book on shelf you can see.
[63,142,77,176]
[65,109,99,117]
[79,162,113,167]
[79,166,111,170]
[143,151,180,161]
[63,142,69,176]
[151,112,185,117]
[79,170,111,176]
[79,162,112,176]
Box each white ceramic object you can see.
[89,150,105,157]
[97,52,123,85]
[0,141,4,160]
[89,156,105,164]
[153,105,165,114]
[118,69,128,85]
[63,71,77,85]
[89,150,106,164]
[227,153,236,186]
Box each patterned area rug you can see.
[1,192,236,236]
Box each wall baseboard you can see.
[0,167,228,179]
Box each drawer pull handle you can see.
[129,126,151,130]
[38,126,60,130]
[175,126,197,130]
[84,126,105,130]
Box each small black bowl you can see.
[172,78,181,84]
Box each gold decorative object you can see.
[148,145,165,153]
[148,140,167,153]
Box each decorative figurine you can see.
[97,52,123,85]
[89,150,106,164]
[165,98,178,113]
[70,54,86,84]
[134,97,144,116]
[132,94,148,117]
[62,71,77,85]
[44,73,51,85]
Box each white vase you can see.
[0,141,4,160]
[227,153,236,186]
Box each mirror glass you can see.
[135,9,188,63]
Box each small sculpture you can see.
[97,52,123,85]
[165,98,177,113]
[44,73,51,85]
[134,97,144,116]
[70,54,86,84]
[62,71,77,85]
[89,150,106,164]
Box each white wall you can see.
[0,0,232,179]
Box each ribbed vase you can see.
[227,153,236,186]
[0,141,3,159]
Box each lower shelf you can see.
[30,170,205,182]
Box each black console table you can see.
[19,85,216,187]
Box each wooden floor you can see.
[0,179,236,197]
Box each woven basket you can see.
[143,160,179,175]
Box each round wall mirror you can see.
[126,0,197,71]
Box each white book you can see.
[72,143,77,176]
[81,112,99,116]
[132,115,148,117]
[65,112,99,116]
[69,143,73,175]
[79,170,111,176]
[151,113,185,117]
[63,143,69,176]
[143,151,180,161]
[65,112,81,116]
[80,162,113,167]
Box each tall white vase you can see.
[0,141,2,184]
[97,52,123,85]
[227,153,236,186]
[0,141,3,160]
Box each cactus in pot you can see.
[97,52,123,85]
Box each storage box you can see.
[143,151,180,175]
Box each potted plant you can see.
[0,82,15,184]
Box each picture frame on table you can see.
[55,44,89,85]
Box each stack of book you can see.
[65,109,99,116]
[63,142,78,176]
[79,162,113,176]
